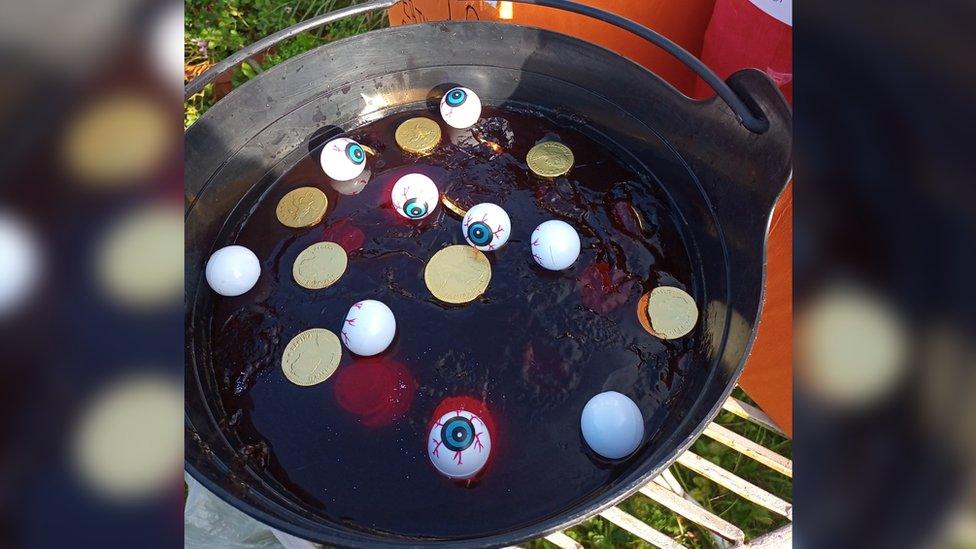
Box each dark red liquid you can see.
[208,107,697,538]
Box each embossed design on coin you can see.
[424,245,492,304]
[281,328,342,386]
[276,187,328,228]
[645,286,698,339]
[293,241,347,290]
[395,117,442,155]
[527,141,574,178]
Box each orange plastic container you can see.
[389,0,716,95]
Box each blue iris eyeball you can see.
[439,86,482,129]
[404,198,429,219]
[441,416,475,451]
[428,409,492,480]
[391,173,440,221]
[320,137,367,181]
[462,203,511,251]
[446,88,467,107]
[467,221,492,246]
[345,142,365,165]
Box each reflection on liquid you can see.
[334,358,417,428]
[329,167,371,196]
[321,218,366,254]
[578,260,637,314]
[704,300,751,369]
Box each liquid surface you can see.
[208,106,699,538]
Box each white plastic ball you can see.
[428,409,492,479]
[462,203,511,251]
[531,220,581,270]
[391,173,439,220]
[0,212,41,316]
[320,137,367,181]
[341,299,396,356]
[439,86,482,129]
[205,245,261,297]
[580,391,644,460]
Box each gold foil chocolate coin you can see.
[527,141,574,178]
[424,245,491,304]
[281,328,342,386]
[276,187,328,228]
[293,241,348,289]
[636,292,655,337]
[441,194,469,218]
[645,286,698,339]
[395,117,442,155]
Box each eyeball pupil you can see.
[467,221,492,246]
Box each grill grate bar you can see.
[702,422,793,477]
[675,452,792,519]
[721,397,786,437]
[599,506,686,549]
[543,531,584,549]
[742,524,792,548]
[638,481,747,543]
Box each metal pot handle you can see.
[185,0,770,133]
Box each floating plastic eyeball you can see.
[320,137,367,181]
[462,203,511,251]
[205,245,260,297]
[428,408,492,480]
[341,299,396,356]
[391,173,439,220]
[580,391,644,460]
[531,220,581,271]
[439,86,482,129]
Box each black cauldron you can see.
[185,1,791,546]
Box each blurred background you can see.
[794,2,976,547]
[0,0,973,547]
[0,0,183,547]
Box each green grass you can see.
[185,5,793,545]
[184,0,388,127]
